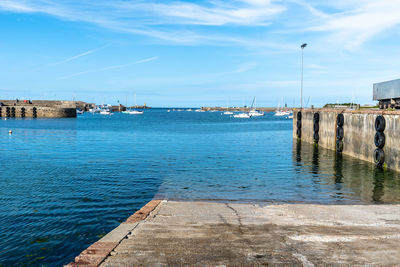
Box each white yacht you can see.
[100,109,112,115]
[223,111,233,115]
[274,110,290,116]
[233,113,250,118]
[249,109,264,116]
[123,109,143,115]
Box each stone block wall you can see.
[293,108,400,172]
[0,106,76,118]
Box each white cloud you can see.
[146,0,285,26]
[307,0,400,49]
[1,0,400,50]
[0,0,287,46]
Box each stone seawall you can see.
[293,108,400,172]
[0,105,76,118]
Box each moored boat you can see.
[233,113,250,118]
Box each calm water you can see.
[1,109,400,266]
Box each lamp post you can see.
[300,43,307,109]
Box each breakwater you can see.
[0,100,77,118]
[293,108,400,172]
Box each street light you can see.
[300,43,307,109]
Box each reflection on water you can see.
[293,140,400,203]
[1,112,400,266]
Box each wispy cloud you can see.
[0,0,287,47]
[233,62,258,73]
[306,0,400,49]
[59,56,158,79]
[1,0,400,50]
[143,0,285,26]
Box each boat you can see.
[100,109,112,115]
[274,110,290,116]
[223,111,233,115]
[248,97,264,116]
[123,109,143,115]
[195,109,205,112]
[122,93,144,114]
[89,107,101,113]
[233,113,250,118]
[249,109,264,116]
[76,108,84,115]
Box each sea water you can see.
[1,109,400,265]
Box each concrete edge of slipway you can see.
[64,199,163,267]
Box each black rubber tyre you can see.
[337,114,344,127]
[374,148,385,166]
[374,132,385,149]
[375,115,386,132]
[296,128,301,138]
[313,132,319,143]
[297,112,302,120]
[336,140,343,152]
[313,122,319,132]
[297,120,302,129]
[313,113,320,123]
[336,127,344,140]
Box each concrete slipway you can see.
[67,200,400,266]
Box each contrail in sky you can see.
[50,44,109,66]
[59,56,159,80]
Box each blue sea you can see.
[1,109,400,266]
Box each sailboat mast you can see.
[250,97,256,109]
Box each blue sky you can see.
[1,0,400,107]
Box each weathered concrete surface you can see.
[293,108,400,172]
[92,200,400,266]
[66,200,161,267]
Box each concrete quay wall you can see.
[0,105,76,118]
[293,108,400,172]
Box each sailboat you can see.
[223,99,234,115]
[123,94,144,115]
[233,112,250,118]
[248,97,264,116]
[234,97,252,118]
[274,99,290,116]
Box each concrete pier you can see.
[66,200,400,266]
[294,108,400,172]
[0,100,78,118]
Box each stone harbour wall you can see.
[293,108,400,172]
[0,105,76,118]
